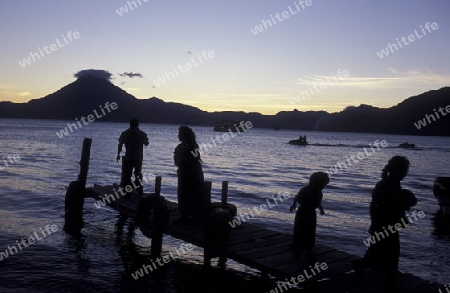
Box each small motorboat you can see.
[434,177,450,215]
[214,121,242,132]
[289,136,308,146]
[399,142,416,149]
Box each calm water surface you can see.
[1,118,449,292]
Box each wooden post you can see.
[221,181,228,205]
[154,176,162,197]
[77,138,92,187]
[204,181,212,224]
[151,176,163,258]
[203,181,212,268]
[219,181,229,268]
[64,138,92,233]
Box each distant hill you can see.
[315,87,450,136]
[0,76,448,136]
[0,76,210,125]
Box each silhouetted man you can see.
[117,118,149,195]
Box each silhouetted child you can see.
[352,156,417,289]
[290,172,329,259]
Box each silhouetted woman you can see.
[290,171,329,258]
[174,126,205,222]
[353,156,417,287]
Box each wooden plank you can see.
[312,250,355,265]
[315,270,386,293]
[410,282,445,293]
[169,224,204,241]
[238,241,292,259]
[254,250,302,268]
[252,243,335,264]
[229,223,272,235]
[394,273,432,292]
[347,272,430,293]
[308,256,355,280]
[228,226,277,240]
[269,251,354,278]
[222,235,291,253]
[225,229,281,246]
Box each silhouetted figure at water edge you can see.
[290,171,329,259]
[352,155,417,289]
[117,118,149,196]
[174,126,206,223]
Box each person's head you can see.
[178,126,196,144]
[130,118,139,128]
[382,156,409,181]
[309,172,329,190]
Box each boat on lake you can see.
[214,121,243,132]
[289,136,308,146]
[399,142,416,149]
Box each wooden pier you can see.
[64,138,444,293]
[83,184,443,293]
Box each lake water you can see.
[0,118,449,292]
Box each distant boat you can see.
[434,177,450,215]
[288,137,308,146]
[273,126,281,131]
[214,121,242,132]
[399,142,416,149]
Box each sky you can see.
[0,0,449,114]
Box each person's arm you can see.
[318,192,325,215]
[401,189,417,211]
[117,132,125,162]
[143,132,149,147]
[319,205,325,215]
[117,143,123,162]
[290,191,301,212]
[174,144,181,167]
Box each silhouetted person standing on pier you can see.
[174,126,205,222]
[290,172,329,259]
[353,155,417,288]
[117,118,149,195]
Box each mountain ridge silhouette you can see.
[0,76,448,136]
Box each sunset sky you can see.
[0,0,449,114]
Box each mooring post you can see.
[221,181,228,205]
[154,176,162,197]
[151,176,163,258]
[203,181,212,268]
[219,180,229,268]
[64,138,92,233]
